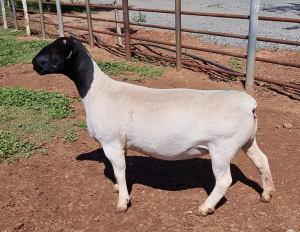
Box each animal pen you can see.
[1,0,300,91]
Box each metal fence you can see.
[1,0,300,91]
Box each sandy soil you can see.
[0,11,300,232]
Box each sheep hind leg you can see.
[242,138,275,203]
[198,151,233,216]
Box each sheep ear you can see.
[57,39,74,59]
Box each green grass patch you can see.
[0,27,27,39]
[0,86,86,163]
[96,61,165,78]
[0,27,51,67]
[0,86,75,119]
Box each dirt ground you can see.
[1,11,300,232]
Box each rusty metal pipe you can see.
[122,0,131,61]
[130,21,300,46]
[7,22,60,36]
[18,9,124,24]
[253,76,300,90]
[256,36,300,46]
[175,0,182,72]
[130,35,300,68]
[29,18,125,38]
[132,50,300,90]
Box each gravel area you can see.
[92,0,300,51]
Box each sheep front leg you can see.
[103,145,130,213]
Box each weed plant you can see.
[229,57,242,72]
[132,11,147,23]
[0,87,85,163]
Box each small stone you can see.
[283,123,292,129]
[286,230,294,232]
[188,210,193,214]
[38,191,44,196]
[258,211,266,216]
[15,223,24,230]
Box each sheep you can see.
[32,37,274,216]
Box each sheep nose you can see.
[32,56,41,67]
[32,58,39,69]
[32,57,37,66]
[32,56,44,73]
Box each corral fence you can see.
[1,0,300,91]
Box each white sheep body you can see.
[84,60,256,162]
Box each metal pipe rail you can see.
[11,10,300,47]
[10,8,300,69]
[11,2,300,47]
[130,21,300,46]
[129,36,300,68]
[14,7,124,23]
[27,17,124,38]
[14,0,300,24]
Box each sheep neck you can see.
[65,49,94,99]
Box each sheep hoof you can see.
[260,191,273,203]
[113,184,119,193]
[115,205,128,214]
[197,205,214,217]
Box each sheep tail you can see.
[251,108,258,140]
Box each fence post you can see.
[37,0,45,39]
[113,0,122,45]
[175,0,182,72]
[10,0,18,30]
[0,0,8,29]
[245,0,260,90]
[85,0,94,48]
[55,0,64,37]
[22,0,30,36]
[122,0,131,62]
